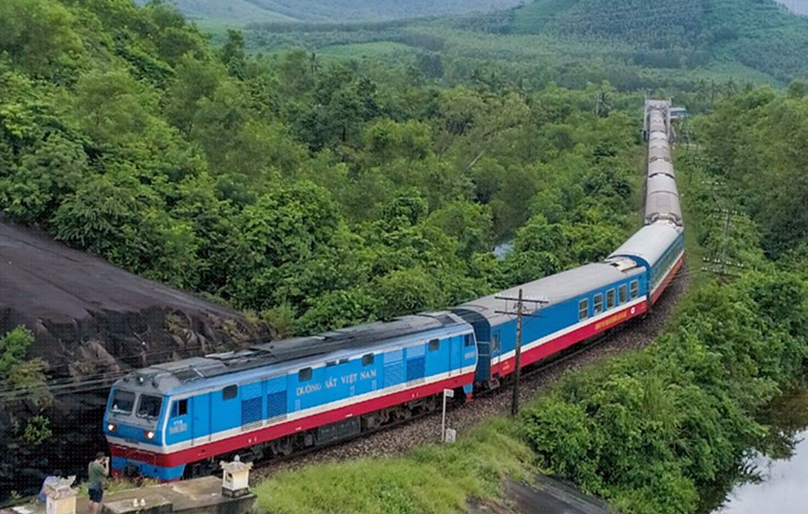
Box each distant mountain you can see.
[145,0,530,23]
[506,0,808,82]
[774,0,808,15]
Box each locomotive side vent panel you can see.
[240,382,263,429]
[384,349,404,388]
[241,398,262,427]
[406,344,426,384]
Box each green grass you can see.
[253,417,532,514]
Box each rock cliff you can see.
[0,216,261,498]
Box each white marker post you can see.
[441,388,454,443]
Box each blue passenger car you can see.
[453,261,647,386]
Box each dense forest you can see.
[0,0,644,341]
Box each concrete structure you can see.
[102,497,172,514]
[469,474,612,514]
[1,477,256,514]
[220,457,252,499]
[43,477,77,514]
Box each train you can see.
[103,100,684,481]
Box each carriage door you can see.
[492,331,501,373]
[191,394,211,445]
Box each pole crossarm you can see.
[494,296,549,304]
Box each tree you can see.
[425,200,494,260]
[1,134,87,223]
[220,30,247,79]
[73,69,154,145]
[0,0,84,81]
[370,268,444,320]
[295,289,376,335]
[228,181,344,309]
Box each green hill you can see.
[147,0,529,23]
[244,0,808,90]
[774,0,808,15]
[156,0,296,23]
[507,0,808,82]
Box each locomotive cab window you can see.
[223,385,238,400]
[630,280,639,299]
[362,353,375,366]
[492,333,501,351]
[171,399,188,418]
[606,289,616,309]
[137,395,163,419]
[111,390,136,415]
[299,367,312,381]
[429,339,440,351]
[578,299,589,321]
[593,294,604,314]
[619,285,627,304]
[464,334,474,347]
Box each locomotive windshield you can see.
[110,389,136,415]
[137,394,163,419]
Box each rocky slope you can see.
[0,215,262,498]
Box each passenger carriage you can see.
[452,261,648,388]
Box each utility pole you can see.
[495,289,547,417]
[512,289,523,417]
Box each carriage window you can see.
[137,395,163,419]
[464,334,474,347]
[111,390,136,415]
[362,353,375,366]
[299,368,312,381]
[606,290,616,309]
[578,299,589,321]
[171,399,188,418]
[326,360,337,367]
[429,339,440,351]
[339,358,349,364]
[630,280,639,299]
[223,385,238,400]
[593,294,603,314]
[619,285,627,304]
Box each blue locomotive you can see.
[104,100,684,480]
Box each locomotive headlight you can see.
[145,430,155,440]
[107,423,117,432]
